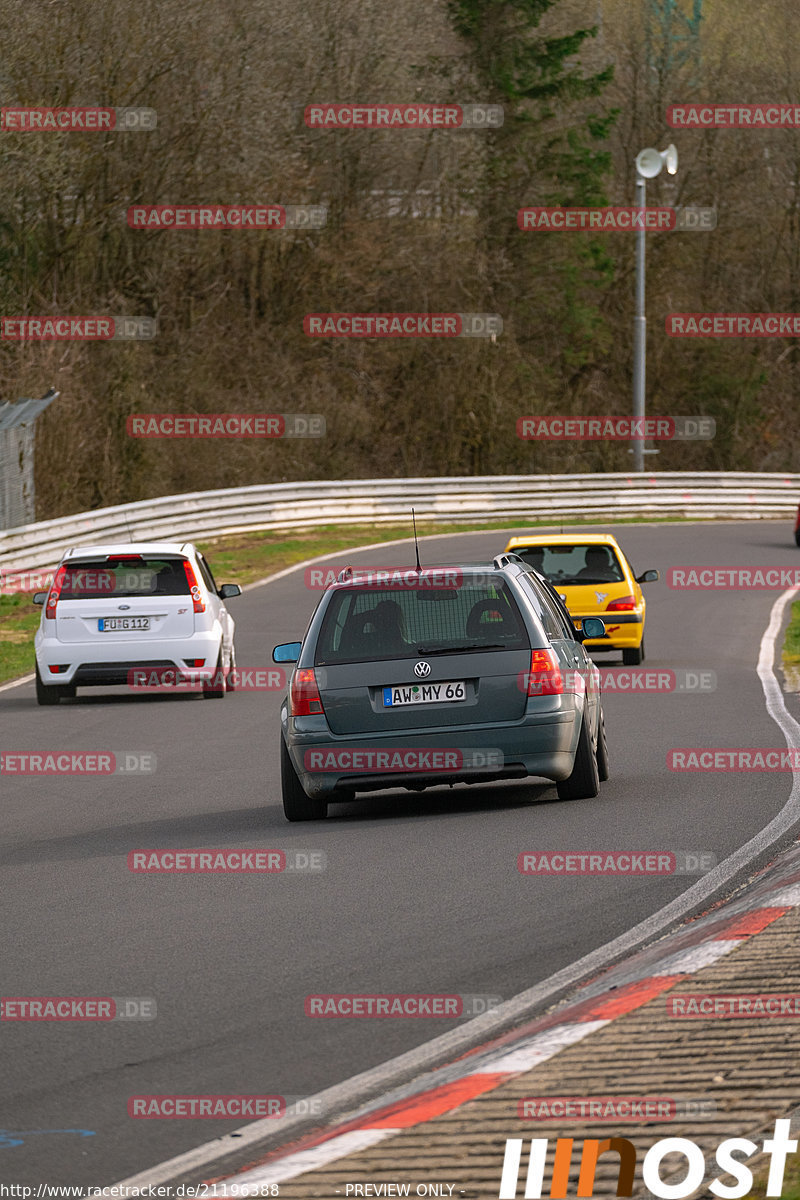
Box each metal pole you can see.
[632,173,646,472]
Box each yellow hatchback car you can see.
[502,533,659,665]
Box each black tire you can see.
[281,737,327,821]
[202,650,226,699]
[35,663,62,706]
[595,708,610,782]
[557,714,600,801]
[795,531,800,547]
[622,644,643,666]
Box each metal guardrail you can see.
[0,472,798,574]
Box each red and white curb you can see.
[205,846,800,1191]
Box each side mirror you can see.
[580,617,606,640]
[636,569,659,584]
[32,592,47,605]
[219,583,242,600]
[273,641,302,663]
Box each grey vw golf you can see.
[272,554,609,821]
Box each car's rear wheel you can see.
[622,643,643,666]
[203,650,226,699]
[281,737,327,821]
[35,663,62,706]
[795,531,800,547]
[595,709,610,782]
[557,714,600,801]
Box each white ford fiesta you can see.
[32,542,241,705]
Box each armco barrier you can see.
[0,472,798,575]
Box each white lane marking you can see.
[471,1019,608,1076]
[0,672,34,692]
[193,1128,394,1193]
[650,940,740,976]
[110,584,800,1188]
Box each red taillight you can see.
[606,595,636,612]
[182,560,206,613]
[290,667,325,716]
[184,658,205,668]
[44,565,68,620]
[525,648,564,696]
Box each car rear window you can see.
[514,544,625,585]
[315,580,529,663]
[57,557,192,599]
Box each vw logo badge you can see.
[414,661,431,678]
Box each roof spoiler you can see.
[493,552,524,569]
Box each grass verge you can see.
[781,598,800,692]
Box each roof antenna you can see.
[412,507,422,572]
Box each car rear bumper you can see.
[284,704,583,798]
[34,632,222,686]
[575,611,644,650]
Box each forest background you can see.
[0,0,794,518]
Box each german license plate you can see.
[382,681,466,707]
[98,617,151,631]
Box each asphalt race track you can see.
[2,520,799,1184]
